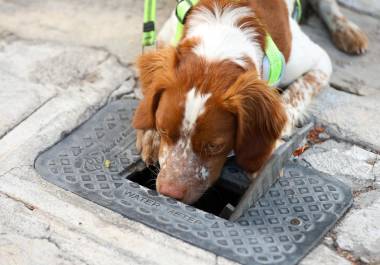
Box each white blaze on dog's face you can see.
[155,87,236,203]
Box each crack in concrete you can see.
[314,122,380,155]
[323,228,366,264]
[1,29,134,69]
[371,155,379,189]
[0,190,36,211]
[106,78,138,103]
[0,165,33,179]
[87,45,132,68]
[36,235,61,250]
[0,94,57,141]
[0,174,156,265]
[18,231,62,250]
[330,82,364,96]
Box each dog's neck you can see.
[182,1,266,74]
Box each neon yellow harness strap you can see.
[172,0,200,45]
[263,35,285,87]
[142,0,157,47]
[293,0,302,22]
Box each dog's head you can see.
[133,45,287,204]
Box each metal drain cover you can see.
[35,99,353,265]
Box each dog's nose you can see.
[158,184,186,200]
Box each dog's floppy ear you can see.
[223,71,287,173]
[133,48,177,129]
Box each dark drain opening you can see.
[127,166,242,218]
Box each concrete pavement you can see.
[0,1,379,264]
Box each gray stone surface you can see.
[300,245,351,265]
[0,71,56,138]
[0,37,134,140]
[0,185,217,265]
[0,1,379,264]
[302,7,380,96]
[309,87,380,153]
[0,0,175,64]
[0,193,138,265]
[374,162,380,189]
[0,37,127,89]
[108,78,136,102]
[338,0,380,19]
[301,140,378,191]
[335,190,380,264]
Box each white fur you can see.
[183,88,211,133]
[157,11,177,46]
[284,0,297,14]
[280,19,332,87]
[159,145,169,166]
[186,5,264,70]
[200,166,209,181]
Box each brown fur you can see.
[222,71,287,173]
[133,0,291,202]
[133,48,177,129]
[331,17,368,55]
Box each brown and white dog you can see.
[132,0,356,204]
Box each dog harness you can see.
[142,0,302,87]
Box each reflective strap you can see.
[172,0,200,45]
[172,23,185,45]
[263,34,285,87]
[142,0,157,47]
[176,0,193,24]
[292,0,302,22]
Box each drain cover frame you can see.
[35,99,353,265]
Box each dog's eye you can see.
[205,143,224,156]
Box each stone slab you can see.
[0,188,218,265]
[0,71,56,138]
[0,0,175,64]
[0,166,220,265]
[0,38,134,140]
[300,245,351,265]
[302,8,380,95]
[0,38,131,89]
[0,192,140,265]
[308,87,380,153]
[338,0,380,19]
[301,140,378,191]
[335,190,380,264]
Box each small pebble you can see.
[324,236,334,247]
[104,159,111,168]
[360,256,370,264]
[318,132,330,140]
